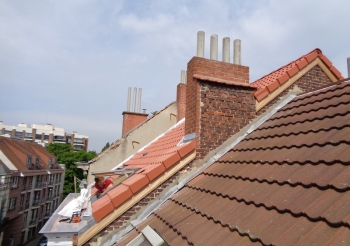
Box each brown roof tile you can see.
[119,80,350,245]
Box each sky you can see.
[1,0,350,152]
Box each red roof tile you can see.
[90,121,196,222]
[252,49,343,101]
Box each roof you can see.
[90,101,177,163]
[252,48,344,101]
[91,121,196,222]
[119,80,350,245]
[0,137,62,173]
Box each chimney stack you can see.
[122,87,148,136]
[186,32,254,158]
[177,70,187,122]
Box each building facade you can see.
[0,122,89,151]
[0,137,65,246]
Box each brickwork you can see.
[198,82,256,158]
[176,83,187,122]
[185,57,253,159]
[83,161,195,246]
[121,112,148,136]
[257,65,334,115]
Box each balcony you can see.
[46,195,54,201]
[48,180,55,186]
[44,211,52,217]
[29,218,37,225]
[25,202,29,209]
[28,183,33,190]
[34,182,42,189]
[32,199,40,207]
[18,204,23,212]
[21,185,26,191]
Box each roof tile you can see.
[122,174,149,193]
[107,184,133,208]
[92,195,114,222]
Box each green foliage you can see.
[45,143,97,198]
[101,142,110,152]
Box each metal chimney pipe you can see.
[181,70,186,84]
[127,87,131,111]
[197,31,205,57]
[210,34,218,60]
[133,87,137,112]
[222,37,230,62]
[234,39,241,65]
[347,57,350,78]
[138,88,142,113]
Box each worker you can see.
[94,176,113,196]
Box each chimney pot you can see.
[210,34,218,60]
[222,37,230,63]
[197,31,205,57]
[234,39,241,65]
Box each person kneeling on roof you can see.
[94,176,113,196]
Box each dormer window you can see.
[54,158,58,168]
[48,158,52,168]
[26,156,32,168]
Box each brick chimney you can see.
[177,70,187,122]
[122,87,148,136]
[122,111,148,136]
[185,32,257,158]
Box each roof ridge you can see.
[252,48,344,102]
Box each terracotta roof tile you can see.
[92,194,114,222]
[252,49,343,101]
[107,184,133,208]
[90,121,196,222]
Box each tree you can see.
[101,142,110,152]
[46,143,97,198]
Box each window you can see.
[26,156,32,168]
[48,158,52,168]
[35,157,40,166]
[35,134,42,140]
[15,131,23,137]
[4,130,11,135]
[43,134,49,140]
[19,194,24,211]
[11,176,19,188]
[74,138,83,143]
[25,132,32,138]
[8,197,16,210]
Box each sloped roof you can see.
[252,48,344,101]
[90,101,177,163]
[119,80,350,245]
[91,121,196,222]
[0,137,61,173]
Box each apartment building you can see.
[0,161,11,244]
[0,122,89,151]
[0,136,65,245]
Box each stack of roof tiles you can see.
[92,122,196,222]
[252,48,344,101]
[119,80,350,245]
